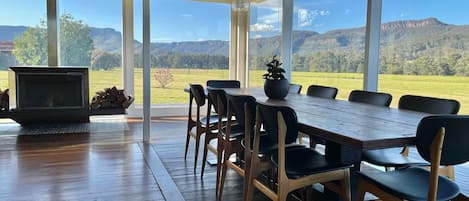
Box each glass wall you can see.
[248,0,282,87]
[291,0,367,99]
[378,0,469,114]
[0,1,47,89]
[58,0,123,99]
[132,0,230,105]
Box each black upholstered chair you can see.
[306,85,338,99]
[201,81,240,177]
[185,84,222,173]
[216,93,256,200]
[304,85,339,148]
[357,115,469,201]
[362,95,460,176]
[245,102,351,201]
[288,83,302,94]
[348,90,392,107]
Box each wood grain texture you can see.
[0,116,467,201]
[224,88,428,150]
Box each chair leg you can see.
[215,137,224,200]
[184,126,192,160]
[218,146,230,201]
[193,130,201,173]
[342,170,351,201]
[201,132,216,177]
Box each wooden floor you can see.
[0,116,468,201]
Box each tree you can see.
[13,14,94,66]
[13,24,48,65]
[91,51,121,70]
[59,14,94,66]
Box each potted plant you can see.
[263,55,289,99]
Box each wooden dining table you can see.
[223,88,429,200]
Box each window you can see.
[249,0,282,87]
[291,0,367,98]
[378,0,469,113]
[132,0,230,105]
[0,1,47,89]
[58,0,123,100]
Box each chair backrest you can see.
[207,88,228,116]
[289,84,302,94]
[306,85,338,99]
[256,102,298,144]
[226,94,256,130]
[416,115,469,166]
[189,84,205,106]
[398,95,460,114]
[348,90,392,107]
[206,80,240,88]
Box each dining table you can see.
[222,88,430,200]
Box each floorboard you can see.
[0,116,467,201]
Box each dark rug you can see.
[0,118,129,136]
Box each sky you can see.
[0,0,468,42]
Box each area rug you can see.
[0,116,129,136]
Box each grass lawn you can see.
[0,69,468,114]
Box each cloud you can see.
[259,8,282,24]
[297,8,331,27]
[250,23,275,32]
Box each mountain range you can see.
[1,18,468,57]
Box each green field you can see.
[0,69,467,114]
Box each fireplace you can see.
[9,67,90,124]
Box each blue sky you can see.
[0,0,468,42]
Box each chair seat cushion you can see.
[241,135,304,155]
[271,148,352,178]
[357,167,460,201]
[362,148,429,167]
[221,124,246,139]
[200,115,234,126]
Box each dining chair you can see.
[304,84,339,148]
[356,115,469,201]
[362,95,460,177]
[216,93,256,200]
[185,84,220,173]
[306,85,338,99]
[245,102,352,201]
[288,83,302,94]
[348,90,392,107]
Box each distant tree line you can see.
[133,53,229,69]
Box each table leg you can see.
[325,141,362,201]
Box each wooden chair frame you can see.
[245,106,351,201]
[357,128,446,201]
[216,96,249,200]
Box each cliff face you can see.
[381,18,447,31]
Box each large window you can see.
[132,0,230,105]
[249,0,282,87]
[0,1,47,89]
[291,0,367,99]
[58,0,123,100]
[378,0,469,114]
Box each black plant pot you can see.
[264,79,289,99]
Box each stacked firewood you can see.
[90,86,134,109]
[0,88,8,111]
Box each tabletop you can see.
[223,88,429,150]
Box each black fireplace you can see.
[9,67,90,124]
